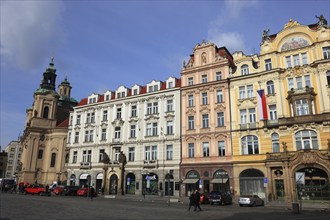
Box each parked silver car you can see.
[238,195,264,207]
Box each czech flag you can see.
[257,89,268,120]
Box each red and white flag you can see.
[257,89,268,120]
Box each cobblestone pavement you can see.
[0,192,329,220]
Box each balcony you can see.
[278,112,330,126]
[239,122,259,130]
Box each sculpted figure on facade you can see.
[261,29,271,45]
[315,14,328,28]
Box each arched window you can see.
[241,135,259,155]
[295,130,318,150]
[241,65,249,75]
[267,81,275,94]
[271,133,280,152]
[43,106,49,119]
[50,153,56,167]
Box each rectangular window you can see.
[288,78,294,90]
[146,123,152,136]
[153,85,158,92]
[114,148,120,162]
[305,75,311,87]
[147,103,152,115]
[249,108,256,123]
[202,114,209,128]
[202,92,208,105]
[247,85,253,98]
[168,82,173,89]
[188,77,194,86]
[145,146,151,160]
[131,105,137,117]
[91,112,95,123]
[239,86,246,99]
[114,127,121,139]
[68,132,71,143]
[133,89,138,95]
[89,130,93,142]
[152,122,158,136]
[148,86,153,93]
[103,110,108,121]
[87,150,92,162]
[293,54,300,66]
[203,142,209,157]
[286,56,292,68]
[296,99,309,116]
[240,109,247,124]
[85,131,89,142]
[117,108,122,119]
[301,53,308,65]
[153,102,158,114]
[188,116,194,130]
[188,143,194,158]
[166,145,173,160]
[216,71,222,80]
[99,149,105,162]
[101,128,107,141]
[74,132,79,143]
[167,99,173,112]
[130,125,136,138]
[86,113,91,124]
[217,112,224,127]
[76,115,81,125]
[151,146,157,160]
[72,151,77,163]
[105,94,110,101]
[70,115,73,126]
[296,76,303,89]
[265,58,272,71]
[167,121,173,135]
[269,105,277,120]
[128,147,135,161]
[218,141,225,156]
[202,74,208,83]
[323,47,330,59]
[188,95,194,107]
[38,149,43,159]
[216,90,223,103]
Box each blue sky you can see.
[1,0,329,149]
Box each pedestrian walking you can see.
[90,185,95,201]
[188,191,196,211]
[194,189,202,212]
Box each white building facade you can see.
[4,140,22,179]
[66,77,181,197]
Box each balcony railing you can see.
[278,112,330,126]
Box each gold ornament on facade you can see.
[284,19,300,29]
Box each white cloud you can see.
[208,29,246,53]
[207,0,259,53]
[0,1,66,70]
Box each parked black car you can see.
[62,186,79,196]
[209,191,233,205]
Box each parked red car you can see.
[200,192,210,204]
[77,187,97,197]
[53,186,65,195]
[24,185,46,195]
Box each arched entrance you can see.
[182,170,200,196]
[70,174,76,186]
[165,173,174,196]
[295,167,330,201]
[126,173,135,194]
[109,174,118,195]
[96,173,103,194]
[79,173,91,188]
[212,169,229,192]
[142,173,158,195]
[239,169,266,198]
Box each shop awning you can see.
[211,178,228,184]
[182,179,199,184]
[80,173,90,179]
[96,173,103,180]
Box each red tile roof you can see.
[57,118,69,128]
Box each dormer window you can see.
[168,82,173,89]
[241,65,249,75]
[117,92,125,98]
[133,89,138,95]
[88,97,97,104]
[105,94,110,101]
[154,85,158,92]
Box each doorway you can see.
[109,174,118,195]
[275,179,285,200]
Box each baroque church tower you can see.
[19,58,78,185]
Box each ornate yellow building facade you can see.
[230,17,330,203]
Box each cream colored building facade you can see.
[180,41,235,196]
[66,77,181,197]
[20,59,78,185]
[230,17,330,203]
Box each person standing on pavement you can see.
[188,191,196,211]
[90,185,95,201]
[194,189,202,211]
